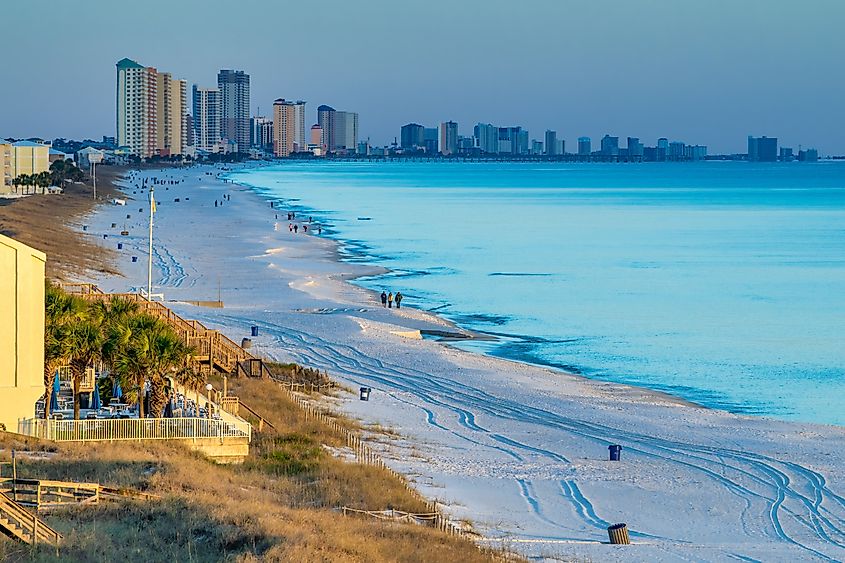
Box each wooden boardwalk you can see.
[60,283,255,376]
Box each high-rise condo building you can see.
[116,58,188,158]
[310,125,323,146]
[627,137,643,159]
[317,105,336,151]
[577,136,591,156]
[439,121,458,155]
[272,99,298,157]
[497,127,525,155]
[218,70,250,153]
[747,135,777,162]
[473,123,498,154]
[250,116,273,151]
[334,111,359,151]
[544,130,558,156]
[116,58,158,158]
[192,85,222,152]
[156,73,188,157]
[292,101,307,152]
[600,135,619,156]
[423,128,438,154]
[400,123,425,149]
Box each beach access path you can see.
[80,164,845,562]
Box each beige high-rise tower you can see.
[156,73,188,157]
[273,99,300,157]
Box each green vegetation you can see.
[0,377,511,562]
[10,160,85,195]
[43,283,197,419]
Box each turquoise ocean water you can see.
[229,161,845,426]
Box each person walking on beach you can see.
[380,291,387,307]
[289,223,293,232]
[294,225,298,233]
[303,225,308,233]
[395,292,403,309]
[388,292,394,308]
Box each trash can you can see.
[111,223,117,228]
[359,387,371,401]
[131,256,138,263]
[82,225,88,231]
[103,234,108,239]
[117,243,123,250]
[250,326,259,337]
[241,338,252,349]
[609,445,622,461]
[607,523,630,544]
[126,214,131,219]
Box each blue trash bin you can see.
[359,387,371,401]
[250,326,259,337]
[117,243,123,250]
[131,256,138,263]
[609,445,622,461]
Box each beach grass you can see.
[0,377,510,562]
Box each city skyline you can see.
[3,1,844,154]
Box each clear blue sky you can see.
[3,0,844,154]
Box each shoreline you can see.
[77,164,845,561]
[224,170,723,416]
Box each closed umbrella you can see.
[113,379,122,401]
[164,398,174,418]
[91,383,102,410]
[50,373,60,413]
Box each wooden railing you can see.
[0,491,61,547]
[59,283,253,375]
[0,479,99,510]
[17,417,251,443]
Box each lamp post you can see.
[205,383,214,417]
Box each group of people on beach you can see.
[380,290,403,309]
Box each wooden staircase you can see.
[60,283,254,376]
[0,492,61,547]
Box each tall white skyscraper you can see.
[218,69,250,152]
[116,58,188,158]
[116,58,158,158]
[192,85,221,152]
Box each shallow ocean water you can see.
[229,161,845,426]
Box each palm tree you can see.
[148,333,193,417]
[110,314,191,418]
[67,316,104,420]
[93,296,140,367]
[43,283,85,418]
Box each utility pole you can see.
[91,160,97,200]
[147,185,155,299]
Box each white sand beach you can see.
[78,164,845,562]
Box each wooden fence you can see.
[273,383,470,538]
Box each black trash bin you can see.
[359,387,371,401]
[131,256,138,262]
[609,445,622,461]
[250,326,259,337]
[117,243,123,250]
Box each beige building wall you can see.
[0,234,46,432]
[11,143,50,178]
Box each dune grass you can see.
[0,377,513,562]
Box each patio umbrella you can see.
[163,398,174,418]
[91,383,102,410]
[50,373,60,413]
[112,379,122,401]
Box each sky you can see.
[3,0,844,154]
